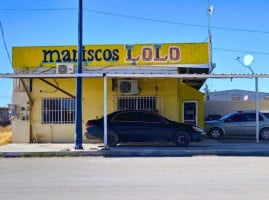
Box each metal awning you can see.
[2,65,269,78]
[2,68,269,79]
[1,66,269,93]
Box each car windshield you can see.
[219,112,236,121]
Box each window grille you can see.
[116,96,160,112]
[231,96,240,101]
[42,98,75,124]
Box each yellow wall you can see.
[178,81,204,127]
[30,78,76,143]
[27,77,200,143]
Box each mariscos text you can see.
[42,45,181,65]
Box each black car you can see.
[85,110,205,147]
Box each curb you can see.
[1,149,269,158]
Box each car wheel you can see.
[108,131,119,147]
[173,131,191,147]
[260,128,269,140]
[209,127,223,139]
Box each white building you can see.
[204,90,269,118]
[208,89,269,101]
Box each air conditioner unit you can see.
[118,80,139,95]
[56,63,74,74]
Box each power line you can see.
[1,8,269,55]
[213,47,269,55]
[0,21,11,65]
[1,7,269,34]
[85,9,269,35]
[85,9,207,28]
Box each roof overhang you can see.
[2,66,268,89]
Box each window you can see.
[246,113,256,121]
[117,96,158,112]
[113,112,138,122]
[231,96,240,101]
[138,112,164,123]
[227,113,246,122]
[246,113,264,121]
[42,98,75,124]
[113,111,165,123]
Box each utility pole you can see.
[74,0,83,149]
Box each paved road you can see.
[1,157,269,200]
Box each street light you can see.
[238,55,259,143]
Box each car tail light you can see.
[86,122,96,128]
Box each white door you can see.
[183,101,198,125]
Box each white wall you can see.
[204,100,269,117]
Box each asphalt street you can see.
[1,157,269,200]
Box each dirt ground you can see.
[0,125,12,146]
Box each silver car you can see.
[204,110,269,140]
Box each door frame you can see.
[182,101,198,125]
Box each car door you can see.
[223,113,246,137]
[136,112,173,142]
[244,113,263,137]
[111,111,147,142]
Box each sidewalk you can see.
[0,139,269,157]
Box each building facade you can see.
[208,89,269,101]
[11,42,211,143]
[205,90,269,118]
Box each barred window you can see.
[231,96,240,101]
[117,96,158,112]
[42,98,75,124]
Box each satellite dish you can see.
[243,54,254,66]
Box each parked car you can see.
[261,110,269,119]
[85,110,205,147]
[204,110,269,140]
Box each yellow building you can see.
[11,42,211,143]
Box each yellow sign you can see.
[12,43,209,68]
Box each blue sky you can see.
[1,0,269,106]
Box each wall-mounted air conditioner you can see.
[56,63,74,74]
[118,80,139,95]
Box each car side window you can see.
[140,113,165,123]
[246,113,256,121]
[113,112,138,122]
[225,113,246,122]
[112,111,166,123]
[245,113,264,121]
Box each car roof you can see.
[113,110,157,114]
[107,110,159,118]
[235,110,259,113]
